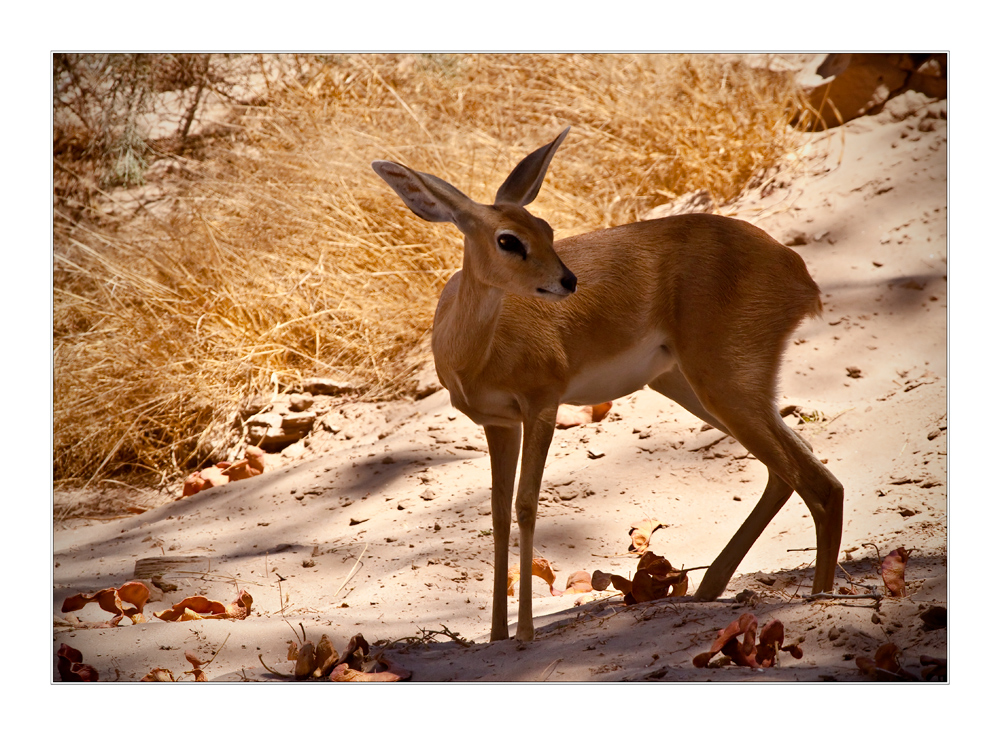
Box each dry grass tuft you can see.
[53,53,807,492]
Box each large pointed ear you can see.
[371,160,473,224]
[494,127,570,206]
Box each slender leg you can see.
[696,402,844,598]
[695,471,793,599]
[484,424,521,642]
[512,406,558,642]
[649,368,730,434]
[653,363,842,598]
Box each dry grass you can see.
[53,53,807,495]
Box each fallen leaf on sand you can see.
[185,651,209,682]
[61,581,150,626]
[591,569,634,596]
[183,447,267,496]
[628,518,666,554]
[555,402,614,429]
[591,570,613,591]
[693,614,802,669]
[276,632,410,682]
[294,641,316,680]
[629,552,689,603]
[329,658,410,682]
[856,642,918,681]
[56,644,99,681]
[154,589,253,621]
[564,571,594,594]
[223,446,266,481]
[182,472,209,497]
[313,634,340,678]
[881,547,910,597]
[140,668,176,682]
[507,557,560,596]
[919,655,947,681]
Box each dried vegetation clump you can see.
[53,53,807,498]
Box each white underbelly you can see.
[562,333,675,406]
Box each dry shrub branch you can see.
[53,53,806,495]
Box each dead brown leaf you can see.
[314,633,410,682]
[140,668,176,682]
[628,518,666,554]
[507,557,560,596]
[856,642,919,681]
[693,614,802,669]
[919,655,947,681]
[61,581,150,626]
[313,634,340,678]
[56,644,99,682]
[329,659,410,682]
[154,589,252,621]
[555,402,614,429]
[294,641,316,680]
[591,570,613,591]
[564,571,594,594]
[881,547,911,597]
[623,552,689,603]
[182,472,209,497]
[185,651,209,681]
[182,447,266,497]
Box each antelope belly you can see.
[562,334,675,406]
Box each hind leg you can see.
[648,368,730,434]
[652,361,842,598]
[693,390,843,597]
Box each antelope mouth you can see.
[535,286,574,301]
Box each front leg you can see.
[484,423,521,642]
[513,405,558,642]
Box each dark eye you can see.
[497,233,527,260]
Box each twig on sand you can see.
[334,542,368,598]
[804,582,883,606]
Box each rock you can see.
[246,412,282,430]
[282,441,307,459]
[420,488,437,501]
[238,394,271,419]
[300,378,356,396]
[799,53,946,129]
[289,394,314,412]
[282,411,316,433]
[182,471,210,497]
[412,362,443,399]
[784,230,809,247]
[245,410,315,451]
[644,189,714,220]
[919,605,947,631]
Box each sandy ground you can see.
[53,92,948,685]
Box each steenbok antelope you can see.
[373,128,843,642]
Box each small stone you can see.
[919,605,947,630]
[300,378,356,396]
[784,230,809,247]
[289,394,314,412]
[846,366,863,379]
[420,488,437,501]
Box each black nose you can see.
[561,270,577,294]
